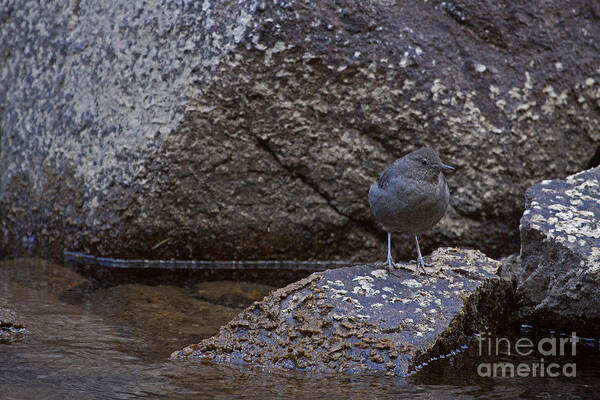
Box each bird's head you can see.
[405,147,454,182]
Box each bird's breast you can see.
[437,171,449,201]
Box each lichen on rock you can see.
[172,248,514,375]
[516,166,600,335]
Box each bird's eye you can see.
[420,158,428,165]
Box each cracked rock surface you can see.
[515,167,600,335]
[172,248,514,375]
[1,1,600,260]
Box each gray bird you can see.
[369,147,454,273]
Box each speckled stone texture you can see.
[0,303,26,343]
[172,248,514,375]
[516,167,600,334]
[1,1,600,261]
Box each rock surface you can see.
[0,303,26,343]
[1,1,600,261]
[172,248,514,375]
[516,167,600,335]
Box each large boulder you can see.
[516,167,600,335]
[1,1,600,260]
[172,248,514,375]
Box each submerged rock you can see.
[90,284,242,341]
[195,281,276,308]
[172,248,513,375]
[0,303,26,343]
[516,167,600,334]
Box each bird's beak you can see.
[438,163,455,173]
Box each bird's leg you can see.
[386,232,396,271]
[414,234,430,274]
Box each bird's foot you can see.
[386,255,397,272]
[374,258,396,271]
[411,256,430,275]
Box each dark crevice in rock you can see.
[253,135,386,247]
[448,205,522,259]
[587,145,600,169]
[254,136,354,222]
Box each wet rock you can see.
[0,302,26,343]
[172,248,514,375]
[516,167,600,334]
[2,1,600,261]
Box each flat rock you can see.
[516,167,600,334]
[172,248,513,375]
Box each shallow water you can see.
[1,258,599,399]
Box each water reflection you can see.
[1,258,599,399]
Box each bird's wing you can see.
[387,175,430,205]
[377,163,399,189]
